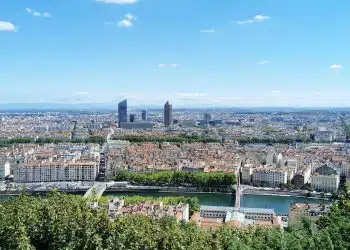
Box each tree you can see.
[0,191,349,249]
[114,171,236,189]
[314,230,334,250]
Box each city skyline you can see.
[1,0,350,107]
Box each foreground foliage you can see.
[0,190,349,250]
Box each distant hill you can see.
[1,103,350,112]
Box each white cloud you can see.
[0,21,16,32]
[125,13,136,21]
[329,64,343,70]
[117,13,136,28]
[258,60,269,65]
[96,0,138,4]
[157,63,180,68]
[254,15,270,22]
[118,19,133,28]
[26,8,51,18]
[237,14,270,25]
[200,28,216,33]
[43,12,52,18]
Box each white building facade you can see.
[310,174,340,193]
[14,161,99,183]
[252,168,288,186]
[241,164,254,184]
[200,205,275,221]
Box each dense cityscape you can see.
[1,0,350,249]
[0,101,349,235]
[0,102,350,248]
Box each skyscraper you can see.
[204,112,212,122]
[141,109,147,121]
[129,114,135,123]
[118,99,127,127]
[204,112,212,128]
[164,101,173,127]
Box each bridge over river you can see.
[83,182,107,198]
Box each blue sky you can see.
[0,0,349,107]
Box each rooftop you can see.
[200,205,275,215]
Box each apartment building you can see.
[292,165,311,188]
[266,152,282,167]
[342,163,350,179]
[252,167,288,187]
[200,205,275,221]
[241,164,254,184]
[314,131,334,142]
[310,174,340,193]
[14,161,99,183]
[286,159,298,169]
[310,164,340,193]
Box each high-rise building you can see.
[204,112,212,122]
[164,101,173,127]
[130,114,135,123]
[118,99,127,128]
[141,109,147,121]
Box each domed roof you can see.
[315,164,337,176]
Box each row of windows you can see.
[201,213,222,217]
[246,215,271,220]
[201,211,273,217]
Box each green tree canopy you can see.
[0,191,349,249]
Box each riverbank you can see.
[0,185,334,214]
[105,191,333,214]
[241,188,333,200]
[107,184,332,200]
[1,189,328,202]
[0,190,87,196]
[243,192,332,201]
[0,181,335,201]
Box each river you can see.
[0,192,332,214]
[104,192,332,214]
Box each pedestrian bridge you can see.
[232,184,250,192]
[83,182,107,198]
